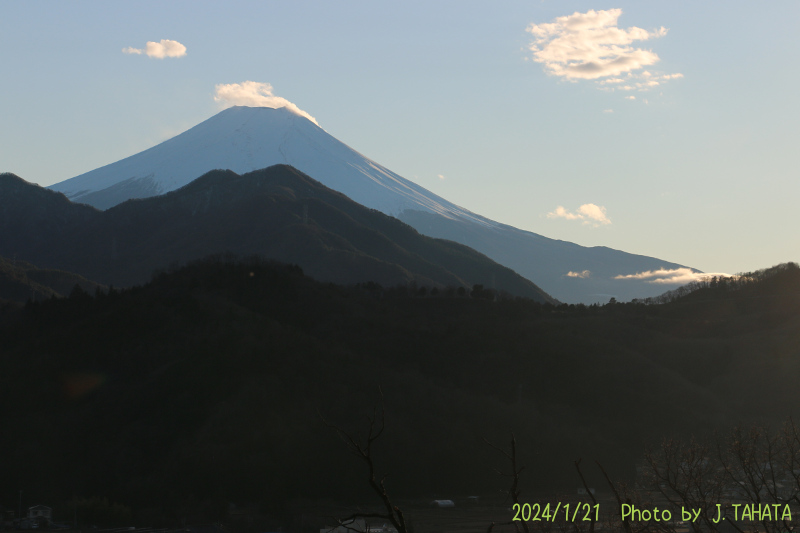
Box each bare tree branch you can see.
[573,460,597,533]
[320,389,408,533]
[485,434,529,533]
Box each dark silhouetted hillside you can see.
[0,168,554,302]
[1,257,798,525]
[0,255,105,303]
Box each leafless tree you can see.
[320,390,409,533]
[639,420,800,532]
[484,434,530,533]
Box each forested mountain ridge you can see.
[0,172,99,255]
[0,257,797,525]
[0,254,105,303]
[0,167,555,302]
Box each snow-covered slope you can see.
[52,106,492,228]
[50,105,697,303]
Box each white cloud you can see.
[526,9,667,81]
[437,174,446,180]
[547,203,611,227]
[122,39,187,59]
[577,204,611,224]
[213,81,319,126]
[526,9,683,93]
[603,109,614,113]
[566,270,592,279]
[548,206,581,221]
[625,95,636,100]
[614,267,733,284]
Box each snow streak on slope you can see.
[51,106,495,227]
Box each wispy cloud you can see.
[122,39,187,59]
[614,267,733,284]
[611,71,684,92]
[526,9,682,91]
[547,204,611,227]
[566,270,592,279]
[213,81,319,126]
[437,174,447,180]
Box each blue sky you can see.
[2,1,798,275]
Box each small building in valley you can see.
[28,505,52,523]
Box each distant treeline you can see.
[637,262,800,304]
[0,254,105,304]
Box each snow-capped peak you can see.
[50,106,495,228]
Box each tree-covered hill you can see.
[0,167,554,303]
[0,254,105,303]
[0,258,798,526]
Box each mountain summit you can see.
[51,106,488,225]
[50,105,697,303]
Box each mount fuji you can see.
[50,105,696,303]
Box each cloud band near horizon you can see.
[614,267,733,284]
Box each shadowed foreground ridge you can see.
[0,254,105,303]
[0,166,555,303]
[0,257,798,525]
